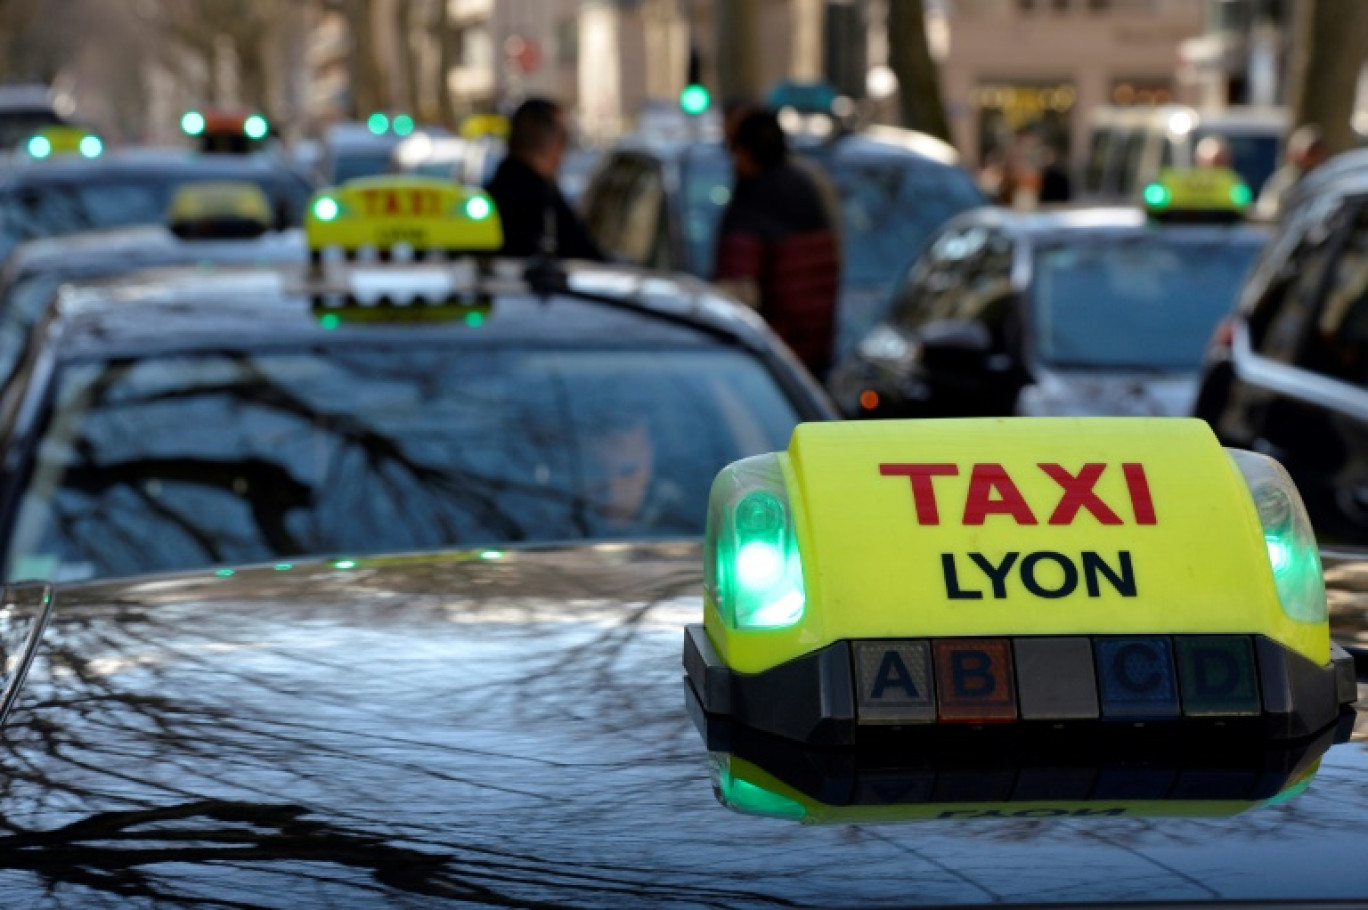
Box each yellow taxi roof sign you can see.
[26,126,102,160]
[460,114,509,140]
[1144,167,1250,216]
[686,418,1356,745]
[167,182,273,238]
[306,176,502,258]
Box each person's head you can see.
[1289,124,1329,172]
[508,97,568,179]
[1195,135,1233,169]
[723,96,759,148]
[729,108,787,178]
[585,414,655,529]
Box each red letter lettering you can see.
[963,464,1037,525]
[1122,463,1157,525]
[1039,463,1122,525]
[880,463,958,525]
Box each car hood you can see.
[1017,366,1200,417]
[0,542,1365,908]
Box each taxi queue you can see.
[0,104,1363,906]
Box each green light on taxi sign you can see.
[26,135,50,159]
[393,115,415,136]
[181,110,206,136]
[1143,182,1171,209]
[464,196,493,221]
[680,83,711,116]
[332,559,357,570]
[717,763,806,820]
[78,135,102,158]
[1230,183,1252,207]
[215,568,235,577]
[367,112,389,136]
[244,115,269,140]
[312,196,340,222]
[319,313,341,330]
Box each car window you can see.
[1084,128,1111,195]
[0,173,309,260]
[1117,130,1148,196]
[1248,209,1348,364]
[1299,205,1368,386]
[949,231,1017,352]
[1032,233,1261,370]
[584,155,643,261]
[615,163,669,268]
[890,225,983,333]
[4,344,801,582]
[831,158,984,288]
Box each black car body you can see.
[0,260,833,582]
[0,225,305,387]
[0,149,313,261]
[0,543,1361,906]
[1194,152,1368,544]
[830,206,1266,419]
[580,127,985,360]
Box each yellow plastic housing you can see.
[704,418,1328,676]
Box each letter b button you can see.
[933,639,1017,722]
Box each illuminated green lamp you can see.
[1142,182,1171,209]
[1230,182,1253,207]
[680,83,711,116]
[26,135,51,159]
[312,196,340,222]
[244,115,269,139]
[181,110,207,136]
[719,490,805,630]
[463,195,492,221]
[367,112,389,136]
[393,114,415,136]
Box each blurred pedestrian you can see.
[715,108,840,377]
[1038,145,1072,204]
[1195,136,1234,169]
[723,96,844,260]
[485,98,604,260]
[1257,125,1330,220]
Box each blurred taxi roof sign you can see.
[167,181,274,239]
[25,126,102,160]
[305,175,502,265]
[1143,167,1250,222]
[460,114,509,140]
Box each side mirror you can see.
[918,319,992,372]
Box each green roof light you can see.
[464,311,485,327]
[1143,182,1171,208]
[78,135,102,158]
[312,196,340,222]
[215,568,236,577]
[479,549,503,560]
[680,83,711,116]
[393,114,415,136]
[464,195,492,221]
[367,112,389,135]
[1230,183,1252,207]
[181,110,206,136]
[332,559,357,570]
[26,135,50,158]
[319,312,341,330]
[244,115,269,139]
[274,562,293,572]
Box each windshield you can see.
[1031,234,1261,371]
[681,148,983,286]
[0,173,310,259]
[330,151,395,182]
[1196,129,1280,194]
[0,110,62,149]
[5,345,800,582]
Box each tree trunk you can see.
[886,0,952,146]
[715,0,761,103]
[346,0,383,117]
[396,0,421,118]
[1287,0,1368,155]
[436,0,458,127]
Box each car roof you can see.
[0,147,300,187]
[616,126,963,169]
[947,204,1270,245]
[43,259,814,369]
[3,541,1361,906]
[2,225,306,280]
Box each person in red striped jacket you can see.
[714,108,841,378]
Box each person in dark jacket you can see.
[714,108,840,377]
[485,98,604,260]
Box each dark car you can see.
[0,225,305,388]
[1194,152,1368,544]
[830,206,1266,419]
[0,259,833,583]
[580,127,985,359]
[0,149,314,261]
[0,541,1360,906]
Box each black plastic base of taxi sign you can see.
[683,625,1357,746]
